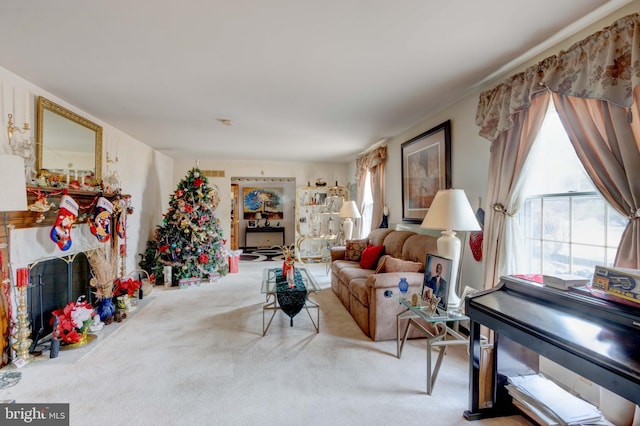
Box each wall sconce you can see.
[7,113,30,144]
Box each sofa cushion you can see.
[338,266,375,285]
[376,255,422,273]
[381,231,416,259]
[359,244,385,269]
[345,238,368,261]
[401,234,439,270]
[367,228,395,246]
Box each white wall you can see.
[0,66,174,274]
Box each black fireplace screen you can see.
[27,253,92,345]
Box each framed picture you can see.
[401,120,451,222]
[458,285,479,313]
[247,220,257,228]
[243,187,284,220]
[423,254,453,311]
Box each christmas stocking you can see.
[116,209,126,239]
[50,195,79,251]
[89,197,114,243]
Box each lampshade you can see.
[255,212,263,220]
[420,189,480,232]
[0,155,28,212]
[339,201,361,219]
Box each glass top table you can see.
[261,267,321,294]
[261,267,321,335]
[395,296,470,395]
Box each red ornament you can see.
[193,178,204,187]
[199,253,209,264]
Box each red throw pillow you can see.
[359,245,385,269]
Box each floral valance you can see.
[356,145,387,177]
[477,13,640,142]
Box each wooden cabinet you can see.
[245,227,285,248]
[295,184,347,263]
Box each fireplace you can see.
[7,224,106,355]
[26,254,92,348]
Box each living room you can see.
[1,1,639,425]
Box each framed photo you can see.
[423,254,453,311]
[401,120,451,222]
[247,220,257,228]
[458,285,479,313]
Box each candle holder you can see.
[12,284,34,364]
[7,113,30,143]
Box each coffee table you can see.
[261,267,321,335]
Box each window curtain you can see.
[356,145,387,236]
[482,94,550,289]
[553,88,640,269]
[476,13,640,288]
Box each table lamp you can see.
[420,189,480,309]
[339,200,361,241]
[255,212,263,227]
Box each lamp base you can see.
[436,230,461,310]
[343,218,354,241]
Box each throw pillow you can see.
[345,239,368,261]
[359,244,385,269]
[381,256,422,273]
[375,255,390,273]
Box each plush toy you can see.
[50,195,79,251]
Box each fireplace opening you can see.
[27,253,92,350]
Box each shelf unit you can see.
[295,184,348,264]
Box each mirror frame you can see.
[36,96,103,182]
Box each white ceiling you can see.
[0,1,632,163]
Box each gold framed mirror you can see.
[36,96,103,183]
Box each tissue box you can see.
[590,265,640,307]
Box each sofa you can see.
[330,228,439,341]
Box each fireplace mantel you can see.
[3,185,123,230]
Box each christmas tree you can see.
[154,167,228,283]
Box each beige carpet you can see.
[3,261,531,426]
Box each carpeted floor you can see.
[1,261,532,426]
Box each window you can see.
[359,171,373,238]
[518,103,626,278]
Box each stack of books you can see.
[542,274,590,290]
[506,374,610,425]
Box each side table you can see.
[396,297,469,395]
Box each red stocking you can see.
[50,195,79,251]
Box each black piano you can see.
[464,275,640,420]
